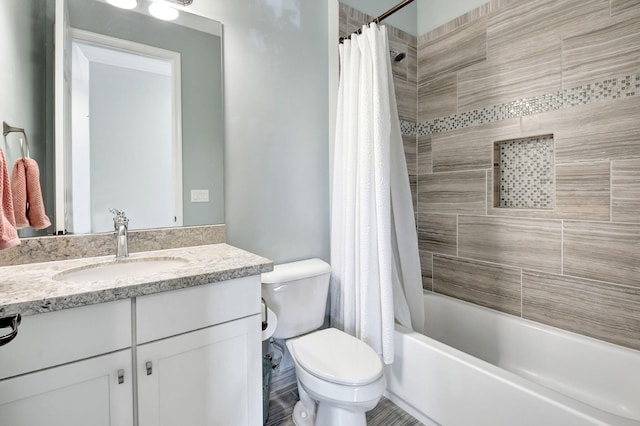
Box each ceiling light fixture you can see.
[148,1,179,21]
[106,0,138,9]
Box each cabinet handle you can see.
[117,369,125,384]
[0,313,21,347]
[146,361,153,376]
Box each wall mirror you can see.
[2,0,224,237]
[59,0,224,234]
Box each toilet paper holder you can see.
[261,297,269,331]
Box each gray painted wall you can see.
[192,1,331,264]
[340,0,418,35]
[0,0,55,237]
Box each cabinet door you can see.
[0,349,133,426]
[137,315,261,426]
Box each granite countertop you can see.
[0,244,273,317]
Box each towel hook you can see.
[2,121,30,158]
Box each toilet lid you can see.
[289,328,383,386]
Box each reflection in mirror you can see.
[59,0,224,234]
[70,32,182,233]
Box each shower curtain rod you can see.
[339,0,415,43]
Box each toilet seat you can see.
[288,328,383,386]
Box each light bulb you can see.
[106,0,137,9]
[149,2,179,21]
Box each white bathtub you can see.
[384,292,640,426]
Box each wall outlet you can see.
[190,189,209,203]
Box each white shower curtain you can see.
[330,23,424,364]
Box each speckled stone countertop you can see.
[0,244,272,317]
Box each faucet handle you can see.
[109,208,125,217]
[109,208,129,226]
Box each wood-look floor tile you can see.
[612,159,640,223]
[523,270,640,351]
[564,221,640,288]
[458,215,562,273]
[433,255,522,315]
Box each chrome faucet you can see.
[109,208,129,258]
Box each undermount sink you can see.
[53,257,189,282]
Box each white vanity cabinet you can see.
[135,276,262,426]
[0,275,263,426]
[0,300,134,426]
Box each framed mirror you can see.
[58,0,224,234]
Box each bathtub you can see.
[384,292,640,426]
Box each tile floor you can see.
[265,383,424,426]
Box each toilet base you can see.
[314,402,368,426]
[292,401,315,426]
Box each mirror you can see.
[62,0,224,234]
[1,0,224,237]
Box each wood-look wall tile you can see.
[486,161,611,221]
[612,159,640,223]
[554,161,611,220]
[420,250,433,290]
[418,170,486,214]
[487,0,609,61]
[564,221,640,288]
[406,45,417,85]
[562,14,640,88]
[433,255,522,316]
[394,78,417,122]
[417,135,432,175]
[458,215,562,273]
[521,96,640,163]
[458,43,562,112]
[417,213,457,256]
[523,270,640,351]
[611,0,640,17]
[410,175,417,213]
[403,134,417,176]
[417,17,487,84]
[432,118,521,172]
[418,74,457,121]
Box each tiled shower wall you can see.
[340,0,640,352]
[339,4,419,212]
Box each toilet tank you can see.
[261,258,331,339]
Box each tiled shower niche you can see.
[493,135,555,209]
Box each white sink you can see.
[54,257,189,282]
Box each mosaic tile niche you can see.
[493,135,555,209]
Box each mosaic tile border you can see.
[401,74,640,136]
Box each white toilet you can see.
[261,258,386,426]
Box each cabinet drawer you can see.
[136,276,260,344]
[0,299,132,380]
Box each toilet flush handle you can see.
[272,285,288,292]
